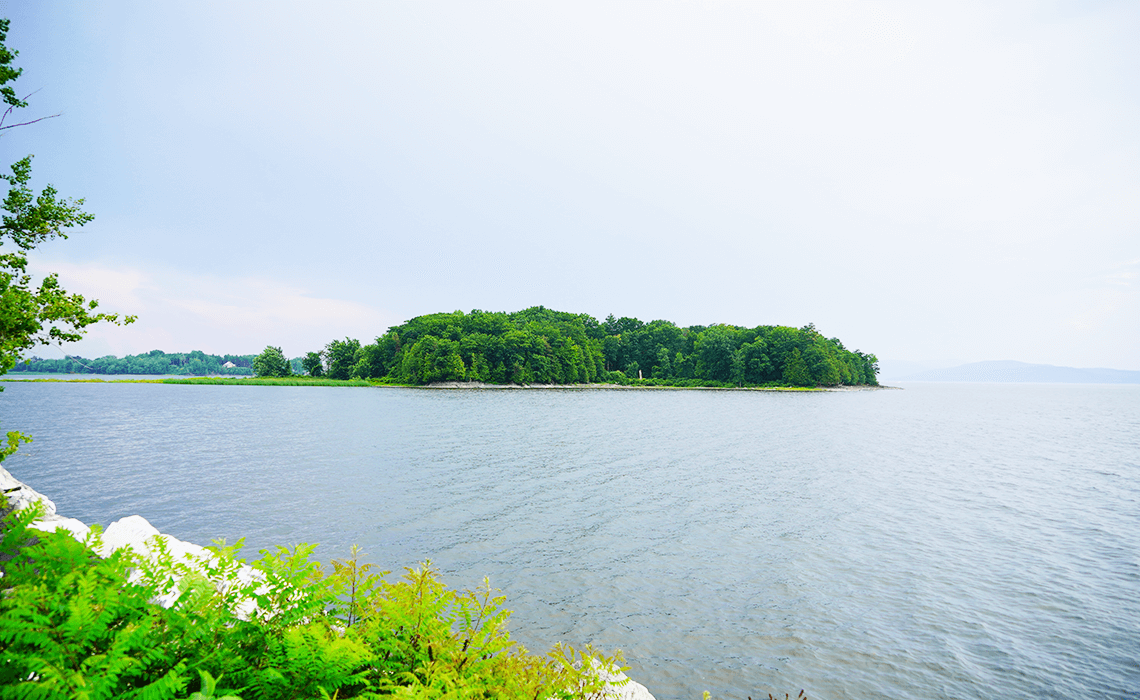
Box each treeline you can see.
[12,350,257,376]
[283,307,878,387]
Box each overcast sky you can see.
[4,1,1138,370]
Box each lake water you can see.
[1,381,1137,699]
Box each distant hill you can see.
[899,360,1140,384]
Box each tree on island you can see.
[252,345,292,377]
[324,337,360,380]
[301,350,324,376]
[0,18,133,462]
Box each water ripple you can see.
[1,382,1138,699]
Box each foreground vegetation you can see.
[0,501,625,699]
[274,308,879,389]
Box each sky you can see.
[3,1,1138,371]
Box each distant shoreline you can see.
[0,376,898,391]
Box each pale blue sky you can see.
[5,1,1138,369]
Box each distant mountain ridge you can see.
[899,360,1140,384]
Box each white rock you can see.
[1,465,56,515]
[100,514,163,557]
[159,533,212,562]
[28,515,91,540]
[595,667,657,700]
[98,516,265,614]
[100,515,213,564]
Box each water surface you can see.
[2,382,1137,699]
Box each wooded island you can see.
[299,307,879,388]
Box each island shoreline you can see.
[2,376,900,391]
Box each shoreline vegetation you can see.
[0,376,897,391]
[0,465,655,699]
[15,306,881,390]
[11,349,257,376]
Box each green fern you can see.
[0,527,183,699]
[187,670,241,700]
[2,497,630,700]
[329,545,385,628]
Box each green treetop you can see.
[252,346,292,377]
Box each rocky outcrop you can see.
[590,666,658,700]
[0,464,655,700]
[1,464,90,541]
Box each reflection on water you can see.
[2,382,1138,699]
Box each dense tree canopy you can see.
[13,350,255,375]
[325,338,361,380]
[315,307,878,388]
[301,351,324,377]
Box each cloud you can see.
[8,0,1140,369]
[168,280,390,334]
[26,259,400,359]
[766,2,918,65]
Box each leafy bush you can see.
[0,503,625,700]
[252,347,292,378]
